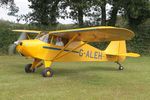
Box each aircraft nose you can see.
[16,40,39,57]
[16,41,23,53]
[16,41,30,57]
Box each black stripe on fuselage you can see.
[43,46,79,53]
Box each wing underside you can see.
[49,26,135,42]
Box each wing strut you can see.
[53,42,87,61]
[51,34,78,61]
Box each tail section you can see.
[105,41,126,55]
[105,41,140,62]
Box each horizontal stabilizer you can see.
[119,53,140,57]
[106,53,140,57]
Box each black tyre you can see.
[41,68,53,77]
[119,66,124,70]
[25,64,35,73]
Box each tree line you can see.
[1,0,150,28]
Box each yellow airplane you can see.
[11,26,140,77]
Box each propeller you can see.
[8,33,27,55]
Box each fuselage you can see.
[16,39,118,62]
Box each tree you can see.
[107,0,122,26]
[107,0,150,27]
[93,0,107,26]
[85,0,107,26]
[123,0,150,27]
[28,0,60,26]
[0,0,13,5]
[100,0,107,25]
[0,0,18,17]
[68,0,87,27]
[60,0,92,27]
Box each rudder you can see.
[105,41,140,62]
[105,41,127,62]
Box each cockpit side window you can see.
[50,36,57,45]
[49,36,66,46]
[55,37,64,46]
[37,33,68,46]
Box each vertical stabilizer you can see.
[105,41,126,61]
[105,41,126,55]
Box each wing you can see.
[49,26,135,42]
[12,30,41,34]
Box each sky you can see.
[0,0,74,24]
[0,0,30,23]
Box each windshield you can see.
[37,34,49,43]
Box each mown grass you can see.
[0,56,150,100]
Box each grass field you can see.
[0,56,150,100]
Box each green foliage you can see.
[123,0,150,27]
[21,0,150,29]
[27,0,60,26]
[60,0,93,27]
[127,19,150,55]
[90,42,109,50]
[0,20,17,55]
[0,20,40,55]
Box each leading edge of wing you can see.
[49,26,115,34]
[12,30,41,34]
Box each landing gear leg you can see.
[41,61,54,77]
[116,62,124,70]
[25,64,35,73]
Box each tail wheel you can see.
[25,64,35,73]
[119,66,124,70]
[41,68,53,77]
[116,62,124,70]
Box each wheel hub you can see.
[46,71,51,76]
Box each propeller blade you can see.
[18,32,27,40]
[8,44,16,55]
[8,32,27,55]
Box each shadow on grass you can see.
[54,66,118,77]
[13,64,121,78]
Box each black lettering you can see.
[98,52,102,59]
[86,51,90,58]
[90,51,93,58]
[79,49,84,56]
[94,52,98,59]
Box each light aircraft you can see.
[11,26,140,77]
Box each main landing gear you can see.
[24,59,54,78]
[25,64,35,73]
[116,62,124,70]
[41,68,53,77]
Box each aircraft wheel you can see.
[41,68,53,77]
[119,66,124,70]
[25,64,35,73]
